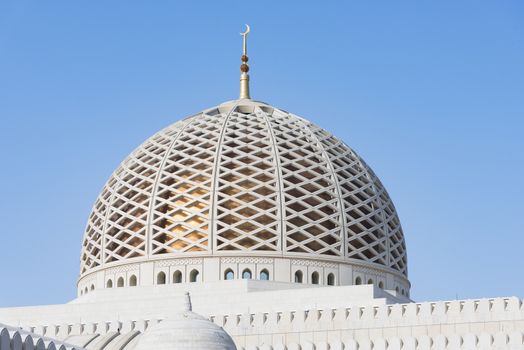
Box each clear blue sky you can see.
[0,1,522,307]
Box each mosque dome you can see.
[78,98,409,295]
[134,293,237,350]
[77,23,408,297]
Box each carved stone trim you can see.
[104,264,139,274]
[291,259,338,269]
[221,257,274,264]
[156,258,203,267]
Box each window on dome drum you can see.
[355,276,362,285]
[327,273,335,286]
[311,271,319,285]
[378,281,384,289]
[225,269,234,280]
[260,269,269,281]
[117,277,124,288]
[173,270,182,283]
[90,284,95,291]
[84,287,88,294]
[189,269,199,283]
[242,269,252,279]
[294,270,303,283]
[157,272,166,285]
[129,275,137,287]
[106,279,113,288]
[367,279,374,285]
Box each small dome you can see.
[135,294,236,350]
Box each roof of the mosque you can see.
[0,323,83,350]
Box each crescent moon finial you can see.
[240,24,250,57]
[240,24,250,36]
[239,24,251,99]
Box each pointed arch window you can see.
[157,271,166,285]
[294,270,303,283]
[242,269,252,279]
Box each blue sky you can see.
[0,1,522,307]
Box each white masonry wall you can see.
[0,282,523,349]
[3,298,523,349]
[0,323,84,350]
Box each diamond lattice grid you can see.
[374,174,408,275]
[80,101,408,278]
[80,179,115,273]
[215,108,280,251]
[103,149,159,262]
[270,112,342,256]
[314,128,406,272]
[149,111,222,254]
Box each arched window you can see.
[259,269,269,281]
[129,275,137,287]
[84,287,88,294]
[242,269,252,279]
[90,284,95,291]
[294,270,303,283]
[157,271,166,285]
[224,269,234,280]
[367,278,374,285]
[106,279,113,288]
[80,290,83,296]
[378,281,384,289]
[355,276,362,285]
[395,286,400,293]
[401,289,405,296]
[311,271,319,284]
[327,273,335,286]
[117,277,124,288]
[189,269,199,283]
[173,270,182,283]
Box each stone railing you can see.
[19,297,524,350]
[0,323,83,350]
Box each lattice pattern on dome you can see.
[80,100,408,277]
[215,107,280,251]
[269,110,342,256]
[148,113,221,255]
[309,126,407,275]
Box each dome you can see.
[135,293,236,350]
[78,99,409,294]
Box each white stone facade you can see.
[1,98,522,349]
[0,281,522,349]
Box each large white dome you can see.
[79,99,409,295]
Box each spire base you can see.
[240,73,250,99]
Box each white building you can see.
[0,28,523,350]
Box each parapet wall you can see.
[18,297,524,349]
[0,323,83,350]
[216,297,524,349]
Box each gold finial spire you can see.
[239,24,251,99]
